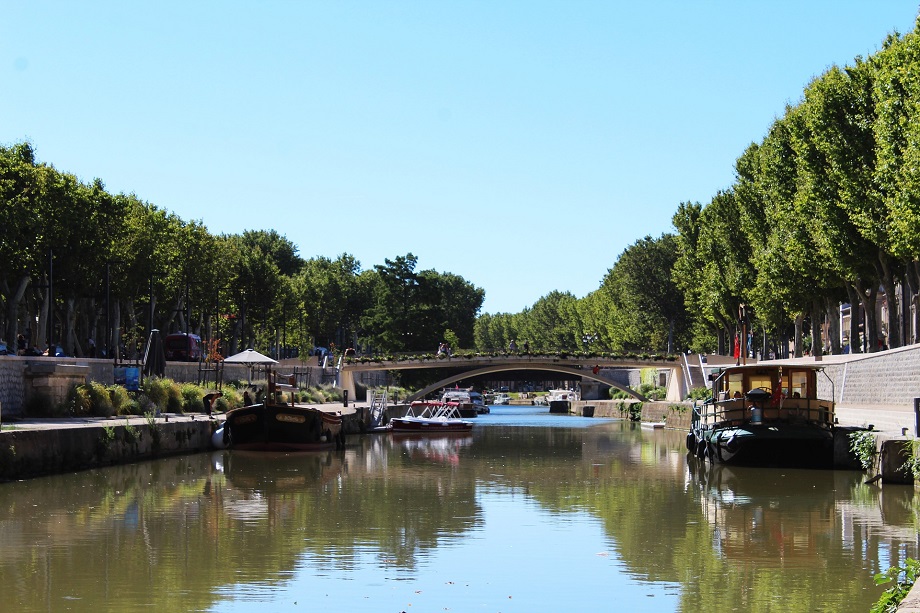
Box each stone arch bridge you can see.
[338,354,691,403]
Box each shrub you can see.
[164,381,183,413]
[320,385,343,402]
[686,386,711,401]
[637,383,667,400]
[108,385,134,416]
[135,394,157,415]
[220,386,242,409]
[629,402,643,421]
[849,431,877,470]
[140,377,184,413]
[66,385,93,416]
[872,558,920,613]
[180,383,205,413]
[141,377,171,409]
[214,396,231,412]
[121,398,142,415]
[899,440,920,480]
[87,382,114,417]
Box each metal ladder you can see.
[369,390,388,428]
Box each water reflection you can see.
[0,412,916,612]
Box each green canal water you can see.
[0,406,917,612]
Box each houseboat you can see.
[688,363,835,468]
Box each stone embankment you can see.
[0,406,365,482]
[0,415,218,481]
[569,399,693,430]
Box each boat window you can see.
[746,374,773,392]
[790,371,809,398]
[727,372,743,397]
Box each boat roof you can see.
[712,361,826,372]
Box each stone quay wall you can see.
[570,399,693,430]
[815,345,920,408]
[0,418,218,481]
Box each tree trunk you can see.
[876,252,899,349]
[64,298,78,357]
[826,297,841,354]
[4,275,31,347]
[905,261,919,346]
[853,279,879,352]
[794,313,804,358]
[811,301,823,357]
[845,284,862,353]
[113,302,122,361]
[37,275,52,351]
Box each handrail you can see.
[693,397,834,429]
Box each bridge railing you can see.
[342,350,682,364]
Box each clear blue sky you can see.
[3,2,917,314]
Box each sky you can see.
[2,2,918,315]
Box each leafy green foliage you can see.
[686,386,711,401]
[871,558,920,613]
[899,439,920,480]
[849,431,878,470]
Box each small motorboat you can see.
[389,403,473,434]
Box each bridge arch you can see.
[407,364,648,403]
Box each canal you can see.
[0,405,916,612]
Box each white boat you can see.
[389,403,474,434]
[440,388,490,415]
[546,388,579,402]
[492,393,512,405]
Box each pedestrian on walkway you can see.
[202,391,223,418]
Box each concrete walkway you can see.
[0,402,362,432]
[835,404,917,437]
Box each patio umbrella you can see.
[223,348,278,384]
[143,329,166,377]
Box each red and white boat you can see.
[389,404,473,434]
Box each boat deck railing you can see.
[692,397,835,430]
[407,403,464,420]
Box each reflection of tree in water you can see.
[674,460,917,611]
[0,421,917,612]
[469,421,919,612]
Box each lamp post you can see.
[105,259,125,361]
[47,249,53,353]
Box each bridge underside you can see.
[406,365,648,402]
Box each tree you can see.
[598,235,686,354]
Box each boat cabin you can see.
[702,364,834,429]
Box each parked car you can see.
[164,333,202,361]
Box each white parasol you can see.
[223,348,278,384]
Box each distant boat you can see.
[389,403,473,434]
[546,388,579,413]
[441,388,490,415]
[688,363,835,468]
[410,388,489,418]
[546,389,579,402]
